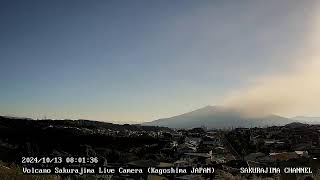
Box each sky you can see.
[0,0,319,123]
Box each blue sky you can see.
[0,0,318,122]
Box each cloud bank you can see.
[222,58,320,117]
[222,5,320,117]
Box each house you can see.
[185,137,201,147]
[294,151,309,157]
[176,143,197,154]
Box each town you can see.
[0,116,319,179]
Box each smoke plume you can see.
[222,6,320,117]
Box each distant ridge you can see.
[142,106,294,129]
[0,115,172,132]
[292,116,320,124]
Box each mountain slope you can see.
[143,106,293,129]
[292,116,320,124]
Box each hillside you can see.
[292,116,320,124]
[0,116,171,163]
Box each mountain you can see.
[142,106,293,129]
[292,116,320,124]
